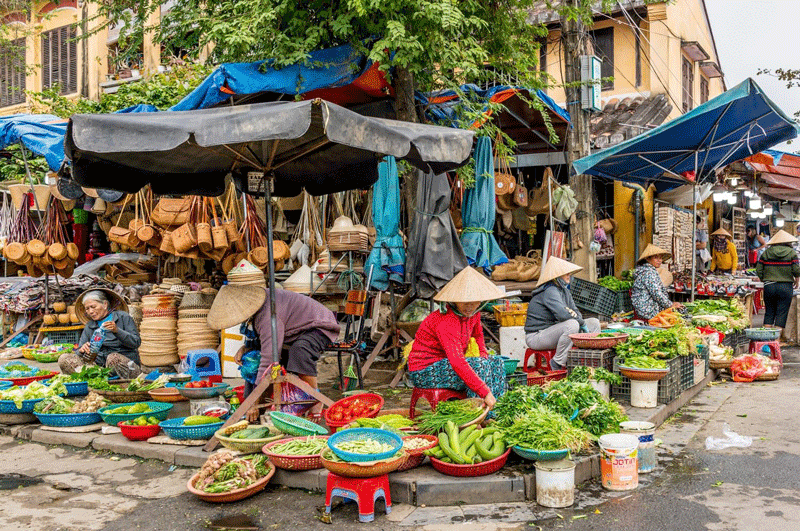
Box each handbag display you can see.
[151,196,192,227]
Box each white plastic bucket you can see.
[534,458,576,508]
[630,379,658,408]
[589,379,610,399]
[619,421,656,473]
[598,433,639,491]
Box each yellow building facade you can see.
[537,0,726,274]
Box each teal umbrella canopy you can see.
[460,136,508,273]
[366,156,406,290]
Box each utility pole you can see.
[560,0,596,282]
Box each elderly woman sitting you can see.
[58,288,142,378]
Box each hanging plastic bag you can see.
[705,423,753,450]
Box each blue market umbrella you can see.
[460,136,508,273]
[365,156,405,290]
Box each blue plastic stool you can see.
[185,349,222,383]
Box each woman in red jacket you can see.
[407,267,508,409]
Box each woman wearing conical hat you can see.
[710,228,738,274]
[756,229,800,331]
[524,257,601,370]
[631,244,680,321]
[407,267,508,409]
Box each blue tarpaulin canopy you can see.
[0,114,68,172]
[365,156,406,291]
[573,78,800,191]
[460,136,508,273]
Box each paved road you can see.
[0,351,796,531]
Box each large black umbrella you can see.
[65,98,475,363]
[65,99,474,197]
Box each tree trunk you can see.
[394,66,420,233]
[561,3,596,282]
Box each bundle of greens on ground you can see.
[415,399,484,434]
[614,325,699,361]
[499,404,592,452]
[567,366,622,386]
[492,385,546,428]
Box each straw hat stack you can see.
[327,216,369,252]
[138,292,181,367]
[177,291,220,359]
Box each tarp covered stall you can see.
[65,99,474,197]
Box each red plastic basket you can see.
[324,393,384,429]
[0,372,58,386]
[262,436,328,471]
[117,421,162,441]
[429,448,511,477]
[527,370,567,386]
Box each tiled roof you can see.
[590,93,672,149]
[526,0,648,25]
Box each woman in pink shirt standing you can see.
[407,267,508,409]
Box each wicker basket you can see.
[34,411,102,427]
[187,465,274,503]
[214,426,285,454]
[569,332,629,349]
[262,436,328,470]
[429,448,511,477]
[319,447,407,478]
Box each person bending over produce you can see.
[207,259,340,421]
[710,228,738,273]
[756,229,800,331]
[407,267,508,409]
[631,244,681,321]
[59,288,142,378]
[524,257,600,370]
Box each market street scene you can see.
[0,1,799,530]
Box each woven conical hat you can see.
[536,257,583,287]
[711,228,731,238]
[638,243,672,264]
[766,229,797,245]
[433,267,507,303]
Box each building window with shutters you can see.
[700,76,709,104]
[0,38,26,108]
[682,56,694,112]
[42,24,78,94]
[590,27,614,91]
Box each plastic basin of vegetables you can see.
[324,393,384,429]
[98,401,173,426]
[187,463,275,503]
[34,411,102,427]
[327,428,403,463]
[512,446,569,461]
[269,411,328,437]
[175,382,230,400]
[262,436,329,470]
[430,448,511,477]
[569,332,629,349]
[213,425,284,454]
[618,365,669,381]
[159,417,225,440]
[320,447,407,478]
[117,420,162,441]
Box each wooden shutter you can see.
[682,57,694,113]
[41,25,77,94]
[0,38,26,107]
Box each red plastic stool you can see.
[749,340,782,365]
[523,349,556,372]
[324,472,391,523]
[409,388,467,419]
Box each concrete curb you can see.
[0,370,716,506]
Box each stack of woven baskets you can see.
[177,290,220,359]
[138,292,181,367]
